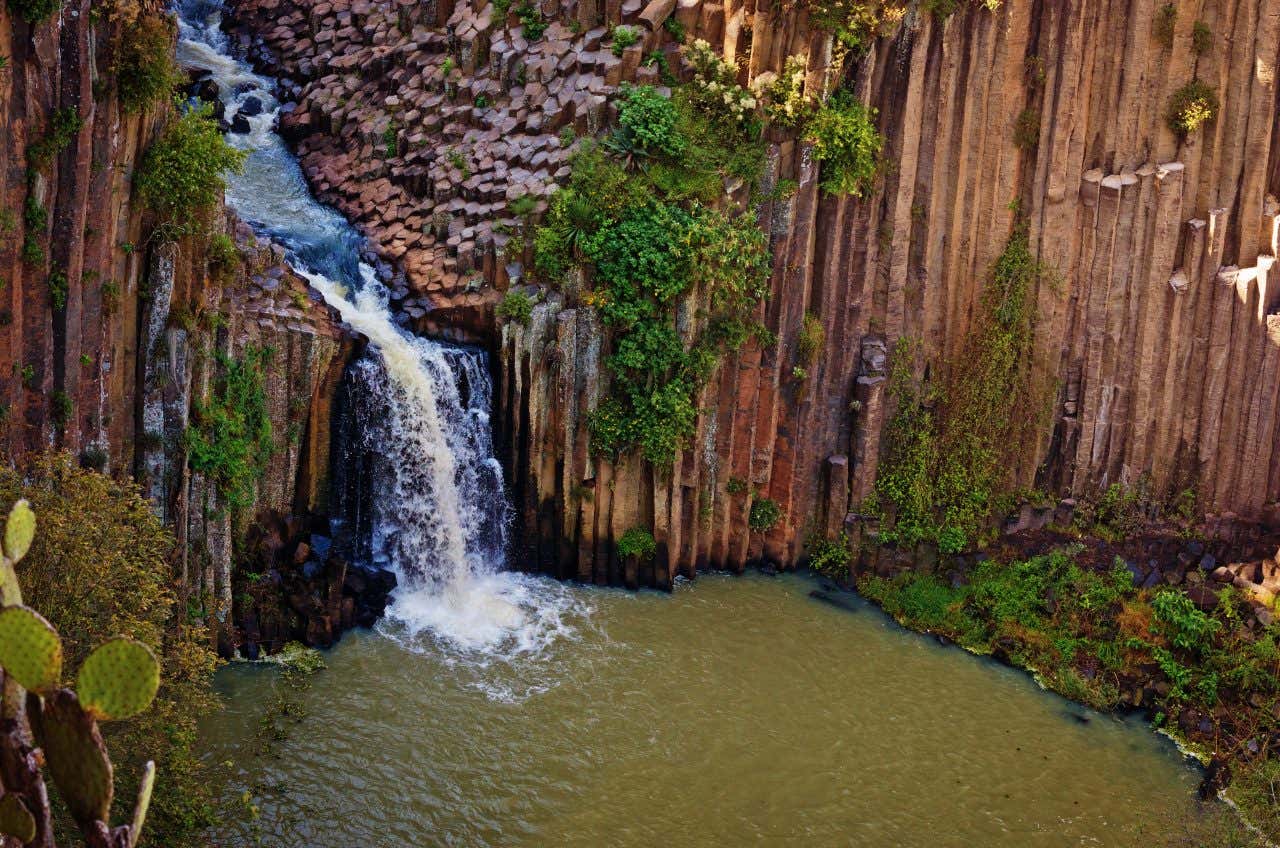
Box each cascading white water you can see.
[174,0,586,662]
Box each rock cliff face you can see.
[1,0,352,624]
[80,0,1280,586]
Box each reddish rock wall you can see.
[226,0,1280,586]
[1,0,352,615]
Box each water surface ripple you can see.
[202,574,1199,847]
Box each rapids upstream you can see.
[175,3,1203,845]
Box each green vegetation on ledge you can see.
[136,103,246,228]
[534,72,771,466]
[116,13,182,113]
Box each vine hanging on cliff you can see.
[184,346,275,515]
[870,227,1054,552]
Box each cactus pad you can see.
[128,760,156,848]
[2,499,34,564]
[29,690,113,827]
[0,793,37,843]
[77,637,160,721]
[0,605,63,694]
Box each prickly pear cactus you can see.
[0,605,63,694]
[77,638,161,721]
[0,792,37,843]
[1,499,33,606]
[0,499,160,848]
[3,498,34,564]
[29,690,115,827]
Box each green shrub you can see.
[806,0,904,52]
[0,454,220,847]
[1165,79,1218,137]
[116,14,180,113]
[183,346,273,515]
[748,497,782,532]
[27,107,83,168]
[922,0,957,18]
[806,93,882,197]
[808,534,852,578]
[206,232,238,280]
[1152,589,1220,653]
[611,25,640,57]
[726,477,747,495]
[761,54,812,128]
[1153,3,1176,48]
[382,122,398,158]
[1191,20,1213,54]
[797,311,824,366]
[1012,107,1040,149]
[617,526,657,559]
[47,267,68,310]
[22,195,48,267]
[497,290,534,325]
[136,104,246,223]
[6,0,59,25]
[615,85,686,158]
[515,3,546,39]
[50,389,72,428]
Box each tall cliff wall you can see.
[227,0,1279,586]
[1,0,351,619]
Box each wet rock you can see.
[240,94,265,116]
[1200,756,1232,800]
[230,113,253,134]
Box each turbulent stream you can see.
[176,3,1204,845]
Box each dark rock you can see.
[310,534,333,558]
[1141,569,1164,589]
[230,113,252,134]
[239,95,264,116]
[1184,584,1220,611]
[1199,756,1232,800]
[191,77,220,103]
[243,641,260,661]
[1198,553,1217,571]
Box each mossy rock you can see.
[77,637,160,721]
[0,605,63,693]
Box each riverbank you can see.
[841,536,1280,842]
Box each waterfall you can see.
[174,0,584,659]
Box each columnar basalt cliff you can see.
[143,0,1280,586]
[1,0,353,636]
